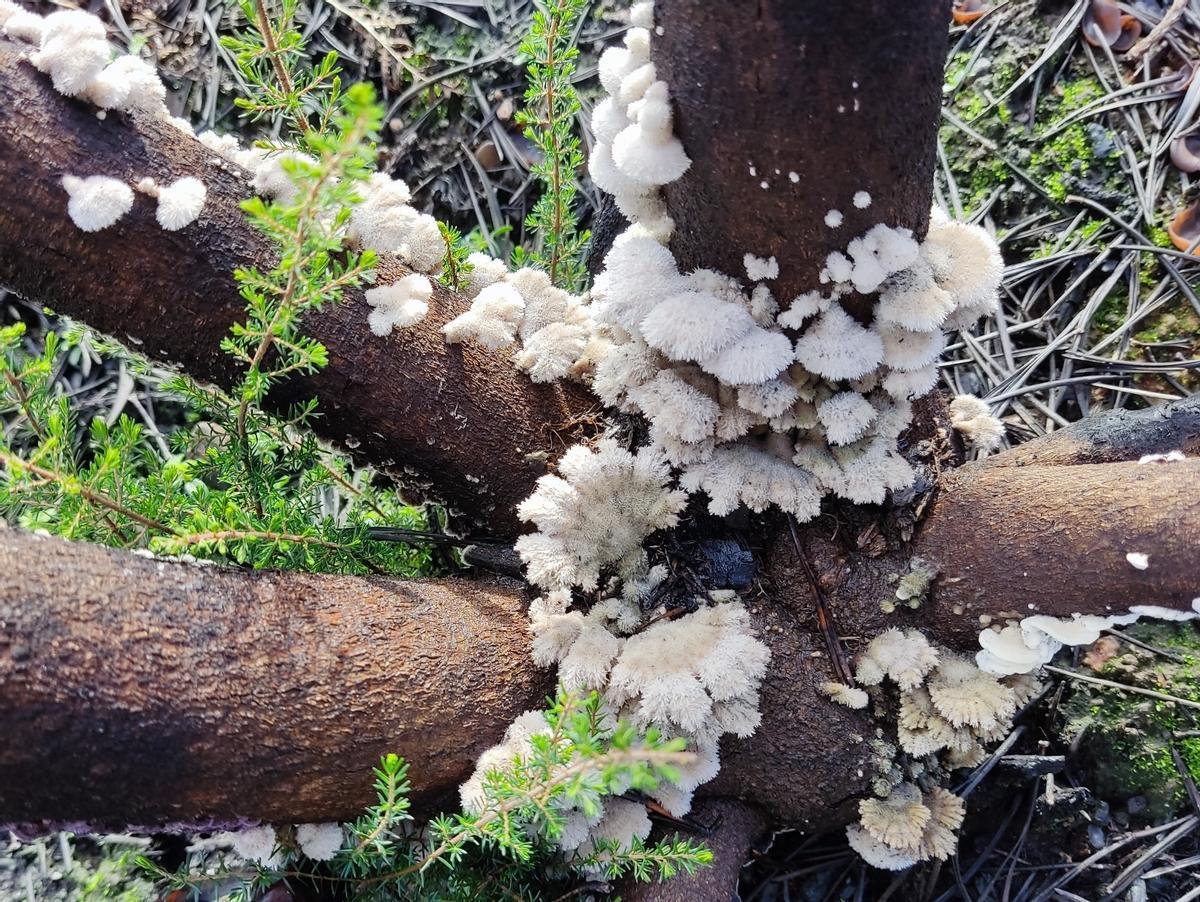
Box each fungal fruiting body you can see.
[29,9,110,97]
[822,681,869,709]
[527,594,770,823]
[365,274,433,336]
[948,393,1005,452]
[514,439,686,592]
[61,174,133,232]
[465,3,1012,868]
[347,173,443,273]
[210,826,281,868]
[251,150,313,206]
[295,823,343,861]
[744,253,779,282]
[976,605,1200,676]
[459,710,549,815]
[154,176,207,231]
[849,631,1035,868]
[86,54,168,115]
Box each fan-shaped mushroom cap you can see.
[952,0,988,25]
[976,624,1056,675]
[1022,613,1113,647]
[1081,0,1122,46]
[846,825,919,871]
[1111,15,1142,53]
[1170,135,1200,173]
[1168,202,1200,255]
[917,788,966,860]
[859,783,930,851]
[640,292,756,362]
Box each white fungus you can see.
[610,81,691,188]
[153,176,207,231]
[344,173,443,273]
[251,151,311,204]
[976,624,1058,676]
[630,1,655,29]
[365,274,433,336]
[29,10,110,98]
[879,322,946,373]
[3,9,46,43]
[822,681,869,709]
[461,252,509,299]
[876,259,956,332]
[948,394,1005,453]
[744,253,780,282]
[459,14,1018,854]
[85,54,167,115]
[847,824,918,871]
[442,283,525,349]
[514,321,590,383]
[844,225,920,294]
[640,291,755,362]
[1126,552,1150,570]
[1139,450,1186,464]
[460,711,549,814]
[856,628,938,691]
[818,391,879,446]
[213,826,280,867]
[881,365,938,402]
[701,328,795,385]
[628,369,720,443]
[793,304,884,381]
[61,174,133,232]
[296,823,343,861]
[681,444,822,519]
[514,440,686,592]
[606,602,770,744]
[925,220,1004,331]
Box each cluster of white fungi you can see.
[14,0,1196,875]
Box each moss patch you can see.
[1060,622,1200,821]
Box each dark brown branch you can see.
[984,394,1200,468]
[0,41,592,535]
[912,458,1200,645]
[617,799,766,902]
[0,528,549,829]
[655,0,951,320]
[6,454,1195,831]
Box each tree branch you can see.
[655,0,951,320]
[912,458,1200,645]
[6,451,1195,831]
[0,528,549,829]
[617,799,766,902]
[983,394,1200,467]
[0,40,592,535]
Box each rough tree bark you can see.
[617,800,767,901]
[656,0,951,319]
[980,392,1200,467]
[0,528,549,828]
[0,40,592,535]
[0,1,1197,898]
[912,458,1200,644]
[1,448,1195,829]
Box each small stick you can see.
[1127,0,1190,61]
[1043,664,1200,710]
[787,515,854,685]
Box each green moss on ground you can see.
[1060,623,1200,821]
